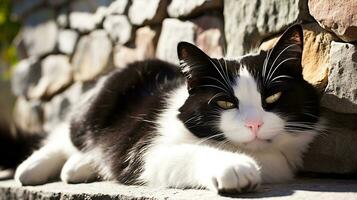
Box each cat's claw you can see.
[210,158,261,194]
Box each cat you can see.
[12,24,322,194]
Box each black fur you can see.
[0,120,43,169]
[70,59,185,184]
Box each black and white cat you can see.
[14,25,321,194]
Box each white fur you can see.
[86,146,116,181]
[140,85,262,192]
[221,67,286,147]
[61,152,97,183]
[15,123,77,185]
[218,67,317,183]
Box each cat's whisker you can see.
[129,116,158,125]
[207,59,232,92]
[267,75,294,86]
[266,58,298,85]
[264,43,298,85]
[183,115,200,124]
[195,84,231,94]
[262,49,273,80]
[216,59,231,88]
[216,139,231,150]
[195,133,226,145]
[208,92,227,104]
[222,59,230,83]
[202,76,231,91]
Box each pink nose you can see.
[245,120,263,136]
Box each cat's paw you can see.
[60,153,98,184]
[210,155,261,194]
[15,148,67,186]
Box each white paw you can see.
[60,153,97,184]
[15,149,67,186]
[210,156,261,194]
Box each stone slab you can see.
[1,178,357,200]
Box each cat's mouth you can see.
[244,138,272,144]
[241,138,273,151]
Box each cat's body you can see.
[13,25,322,193]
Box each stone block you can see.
[128,0,168,25]
[43,81,95,131]
[308,0,357,42]
[11,58,41,98]
[156,16,224,64]
[224,0,313,57]
[58,29,79,55]
[156,19,196,64]
[321,42,357,113]
[21,9,58,57]
[28,55,73,100]
[114,26,158,68]
[168,0,223,18]
[107,0,129,15]
[13,98,43,134]
[69,0,112,33]
[103,15,132,44]
[72,30,112,81]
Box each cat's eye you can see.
[265,92,282,104]
[216,100,235,109]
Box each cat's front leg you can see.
[140,144,261,193]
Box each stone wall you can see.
[10,0,357,173]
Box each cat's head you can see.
[177,25,320,151]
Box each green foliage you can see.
[0,0,20,80]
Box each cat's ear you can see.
[267,24,304,77]
[177,41,212,74]
[177,42,215,92]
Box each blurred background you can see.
[0,0,357,174]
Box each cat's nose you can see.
[245,120,263,136]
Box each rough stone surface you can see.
[72,30,112,81]
[300,24,338,90]
[114,26,158,68]
[1,179,357,200]
[128,0,168,25]
[225,0,313,57]
[103,15,132,44]
[308,0,357,42]
[43,81,95,131]
[156,18,196,64]
[156,16,224,64]
[168,0,223,18]
[11,58,41,98]
[107,0,129,15]
[28,55,72,100]
[321,42,357,113]
[69,12,96,33]
[21,9,58,57]
[58,29,79,55]
[260,23,338,90]
[303,108,357,173]
[69,0,112,32]
[192,15,225,58]
[13,98,43,134]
